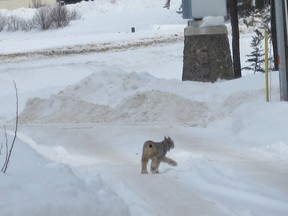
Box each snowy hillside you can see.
[0,1,288,216]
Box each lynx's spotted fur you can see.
[141,136,177,174]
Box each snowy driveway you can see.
[18,123,288,216]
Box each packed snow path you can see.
[18,124,288,216]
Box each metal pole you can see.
[284,0,288,32]
[274,0,288,101]
[265,30,269,102]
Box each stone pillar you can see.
[182,22,233,82]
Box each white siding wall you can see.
[0,0,56,9]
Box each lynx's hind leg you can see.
[141,157,149,174]
[141,141,155,174]
[162,157,177,166]
[150,156,159,174]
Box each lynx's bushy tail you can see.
[162,157,177,166]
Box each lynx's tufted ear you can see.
[168,137,174,148]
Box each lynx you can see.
[141,136,177,174]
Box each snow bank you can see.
[17,70,214,125]
[230,101,288,146]
[0,134,130,216]
[19,71,281,130]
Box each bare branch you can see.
[1,81,19,173]
[1,126,9,172]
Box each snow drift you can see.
[0,134,130,216]
[19,71,208,125]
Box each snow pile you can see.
[19,71,281,128]
[58,71,158,107]
[0,134,130,216]
[19,95,114,123]
[117,90,208,124]
[19,71,209,125]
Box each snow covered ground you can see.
[0,1,288,216]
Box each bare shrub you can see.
[6,15,22,32]
[51,4,69,28]
[3,15,34,32]
[68,8,82,20]
[50,4,82,28]
[2,4,81,32]
[33,6,53,30]
[19,18,35,31]
[0,14,6,32]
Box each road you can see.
[17,123,288,216]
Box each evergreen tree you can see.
[245,29,265,73]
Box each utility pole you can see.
[274,0,288,101]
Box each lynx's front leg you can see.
[150,156,159,174]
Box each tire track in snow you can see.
[0,34,183,63]
[100,165,230,216]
